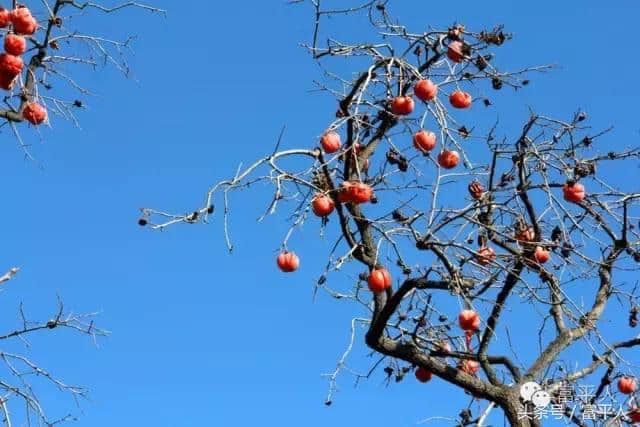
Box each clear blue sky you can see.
[1,1,639,426]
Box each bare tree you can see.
[0,1,161,425]
[141,2,640,426]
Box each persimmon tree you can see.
[141,1,640,426]
[0,1,161,425]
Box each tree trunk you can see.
[502,396,542,427]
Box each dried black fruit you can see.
[459,409,472,423]
[475,55,488,71]
[574,162,595,178]
[398,157,408,172]
[392,210,407,222]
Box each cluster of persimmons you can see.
[0,4,46,125]
[273,30,595,385]
[414,309,639,393]
[277,37,587,276]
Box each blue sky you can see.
[1,1,639,426]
